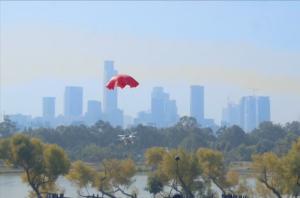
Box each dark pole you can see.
[175,155,180,195]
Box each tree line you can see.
[1,116,299,163]
[1,134,300,198]
[0,117,300,197]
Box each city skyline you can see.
[7,71,273,130]
[0,64,295,126]
[1,2,300,124]
[36,81,271,129]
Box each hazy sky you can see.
[1,1,300,124]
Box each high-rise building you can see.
[190,85,204,125]
[221,102,240,127]
[240,96,257,132]
[134,111,153,126]
[150,87,179,127]
[64,86,83,117]
[165,99,179,126]
[42,97,55,119]
[102,61,123,127]
[103,60,118,114]
[85,100,102,124]
[238,96,271,132]
[257,96,270,125]
[151,87,167,126]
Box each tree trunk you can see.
[211,178,226,195]
[117,187,136,198]
[25,168,42,198]
[99,189,117,198]
[260,179,282,198]
[177,174,194,198]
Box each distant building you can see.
[103,60,118,114]
[233,95,271,132]
[151,87,168,127]
[123,115,134,128]
[165,99,179,126]
[102,61,123,127]
[256,96,271,125]
[190,85,204,125]
[134,111,153,126]
[221,102,240,127]
[64,86,83,117]
[7,114,32,129]
[85,100,102,125]
[150,87,179,127]
[240,96,257,132]
[42,97,55,119]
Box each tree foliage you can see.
[0,134,70,198]
[67,159,137,198]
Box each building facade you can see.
[64,86,83,117]
[190,85,204,125]
[102,61,123,127]
[42,97,55,119]
[85,100,102,125]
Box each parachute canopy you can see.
[106,74,139,90]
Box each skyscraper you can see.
[238,96,271,132]
[150,87,178,127]
[151,87,167,127]
[257,96,270,125]
[190,85,204,125]
[221,102,240,127]
[102,61,123,127]
[240,96,257,132]
[103,60,118,114]
[64,86,83,117]
[85,100,102,124]
[42,97,55,119]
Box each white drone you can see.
[118,133,136,145]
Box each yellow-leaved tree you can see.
[252,152,285,198]
[282,138,300,196]
[0,134,70,198]
[67,159,136,198]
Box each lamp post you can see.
[174,155,194,198]
[174,155,181,197]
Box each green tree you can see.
[145,147,167,169]
[98,159,137,198]
[0,116,17,137]
[197,148,228,194]
[283,138,300,196]
[252,152,285,198]
[0,134,70,198]
[67,161,98,197]
[146,174,164,198]
[145,148,203,198]
[216,125,247,152]
[68,159,137,198]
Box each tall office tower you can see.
[240,96,257,132]
[64,86,83,117]
[151,87,179,127]
[43,97,55,119]
[256,96,270,126]
[103,60,118,114]
[221,102,240,127]
[165,99,179,126]
[102,61,123,127]
[151,87,168,127]
[85,100,102,124]
[190,85,204,125]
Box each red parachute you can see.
[106,74,139,90]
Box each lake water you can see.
[0,173,154,198]
[0,173,255,198]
